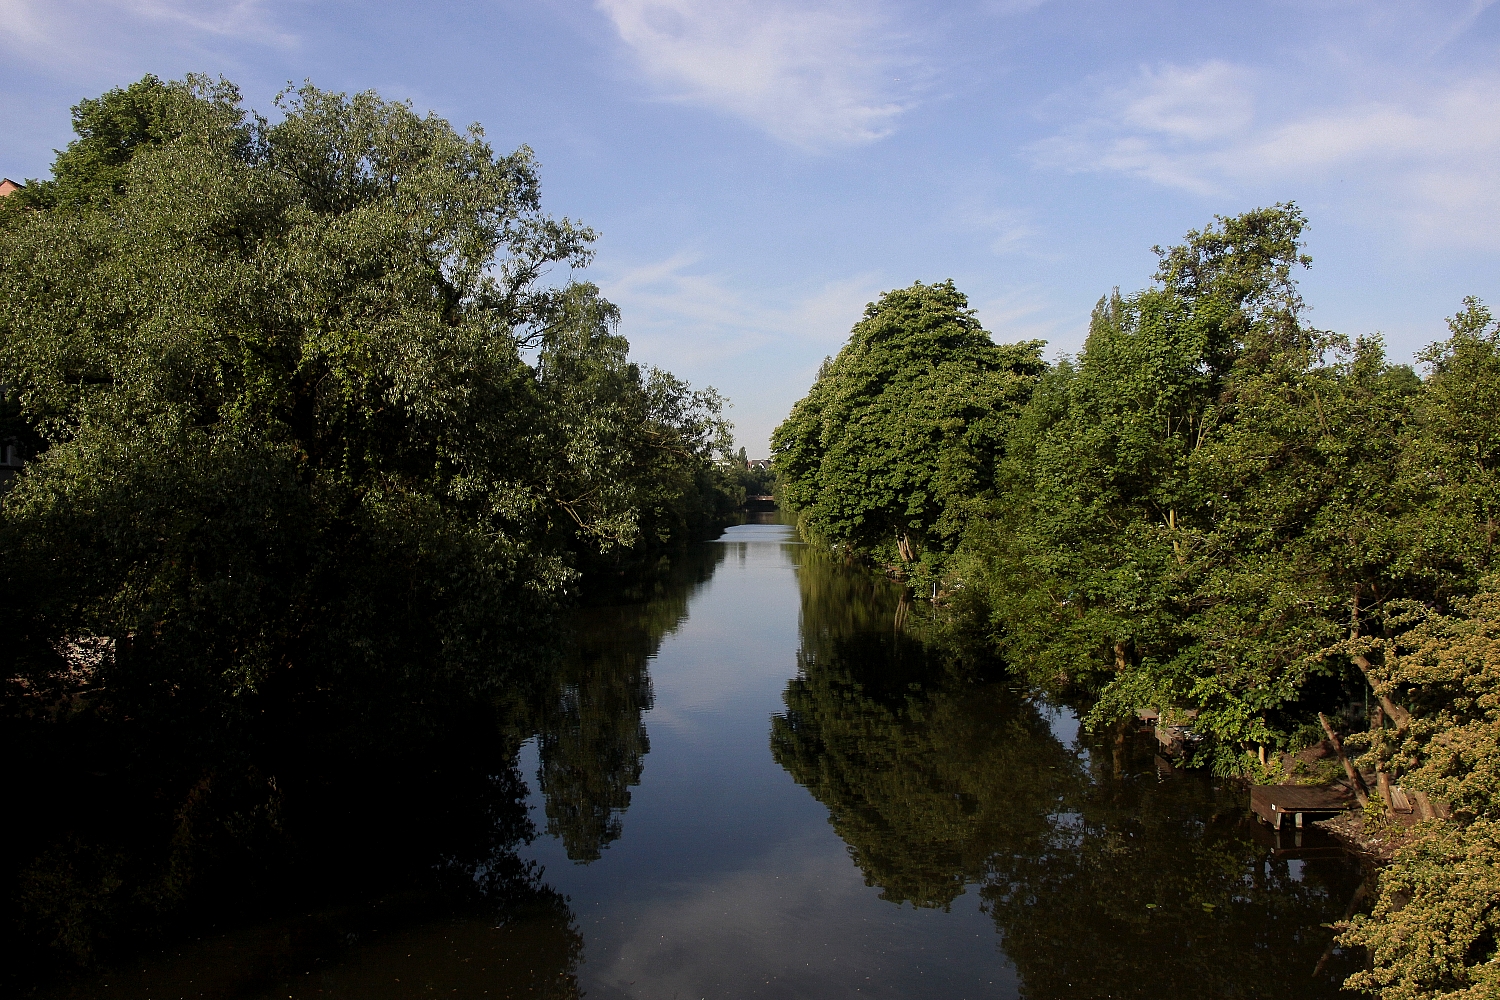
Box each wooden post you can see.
[1320,713,1370,808]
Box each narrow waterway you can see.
[38,513,1365,998]
[515,512,1367,998]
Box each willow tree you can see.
[771,280,1045,578]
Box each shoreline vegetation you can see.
[771,207,1500,999]
[3,72,1494,1000]
[0,75,749,987]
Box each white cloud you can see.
[589,254,884,451]
[974,289,1076,352]
[594,0,917,148]
[1116,61,1255,143]
[0,0,45,45]
[1030,61,1500,247]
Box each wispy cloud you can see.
[974,289,1075,352]
[594,0,918,148]
[1030,60,1500,247]
[0,0,294,65]
[119,0,295,45]
[0,0,54,48]
[597,253,879,367]
[591,254,885,451]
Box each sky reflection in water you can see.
[516,514,1363,999]
[39,514,1363,998]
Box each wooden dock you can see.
[1250,784,1354,830]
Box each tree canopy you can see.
[0,75,738,729]
[771,279,1045,579]
[772,205,1500,998]
[1,75,741,975]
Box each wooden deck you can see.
[1250,784,1354,830]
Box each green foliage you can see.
[728,447,775,498]
[771,279,1045,577]
[947,207,1500,777]
[0,75,738,731]
[1342,820,1500,1000]
[1336,579,1500,998]
[1,75,245,216]
[771,543,1365,994]
[772,208,1498,997]
[936,210,1500,997]
[1,77,739,976]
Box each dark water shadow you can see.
[8,543,730,998]
[772,545,1367,998]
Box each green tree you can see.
[0,76,738,724]
[0,75,234,217]
[1338,578,1500,999]
[772,543,1364,996]
[771,280,1045,578]
[2,74,740,977]
[953,206,1450,769]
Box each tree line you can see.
[773,540,1364,995]
[0,74,743,978]
[772,205,1500,999]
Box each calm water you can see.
[39,513,1365,998]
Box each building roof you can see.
[0,178,22,197]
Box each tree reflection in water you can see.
[773,544,1366,998]
[10,538,723,996]
[16,528,1368,997]
[533,543,727,861]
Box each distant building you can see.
[0,178,21,197]
[748,459,771,471]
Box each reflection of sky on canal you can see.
[517,523,1021,998]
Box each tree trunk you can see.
[1349,595,1413,729]
[1372,704,1391,808]
[896,533,913,563]
[1320,713,1370,808]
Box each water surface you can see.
[41,513,1364,998]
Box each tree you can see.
[771,280,1045,578]
[2,74,742,975]
[1338,578,1500,999]
[0,74,228,216]
[953,206,1449,769]
[0,75,741,723]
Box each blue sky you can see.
[2,1,1497,454]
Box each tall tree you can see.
[0,75,736,734]
[956,205,1442,766]
[771,279,1045,578]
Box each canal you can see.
[36,512,1365,998]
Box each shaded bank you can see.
[14,516,1372,998]
[774,544,1367,997]
[7,544,728,996]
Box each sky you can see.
[2,1,1497,454]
